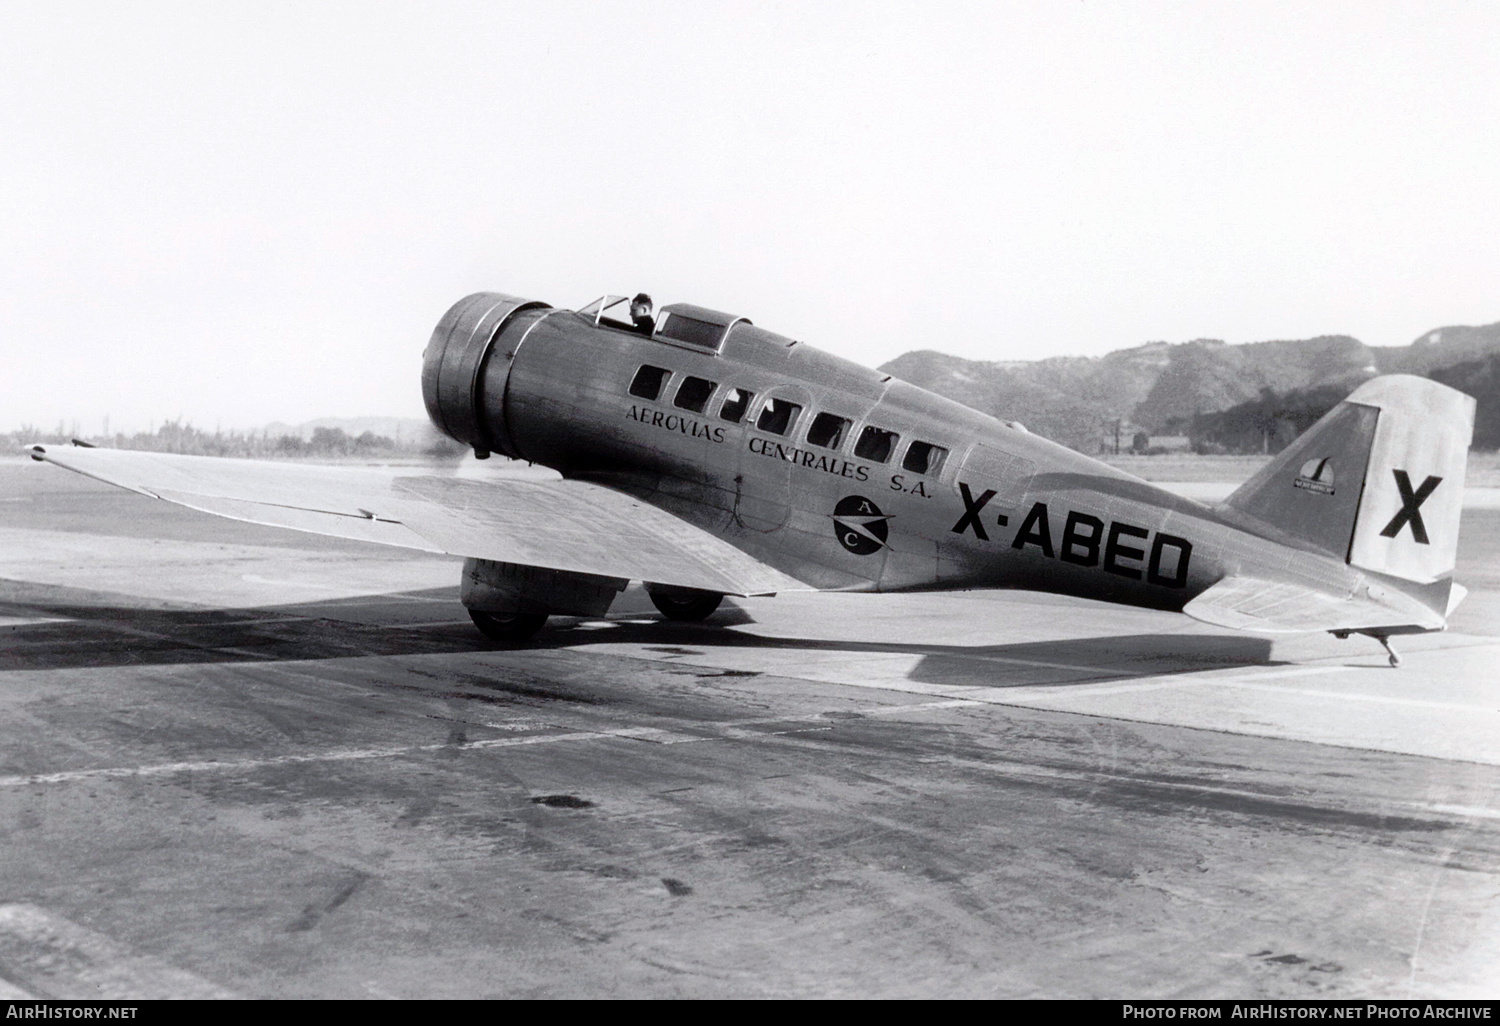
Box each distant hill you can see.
[881,321,1500,451]
[1374,323,1500,375]
[1415,353,1500,450]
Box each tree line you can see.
[2,421,468,458]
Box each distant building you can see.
[1144,434,1193,454]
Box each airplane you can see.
[27,290,1475,667]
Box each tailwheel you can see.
[1377,635,1402,668]
[1334,629,1404,668]
[646,586,724,622]
[468,609,549,643]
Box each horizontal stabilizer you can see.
[26,446,808,597]
[1182,574,1445,634]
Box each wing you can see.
[25,445,807,597]
[1182,574,1445,634]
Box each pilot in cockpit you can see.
[629,293,655,335]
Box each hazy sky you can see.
[3,1,1498,432]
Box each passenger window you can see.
[629,365,671,400]
[806,412,850,449]
[902,440,949,476]
[756,397,802,436]
[719,387,754,423]
[854,426,899,463]
[674,376,717,414]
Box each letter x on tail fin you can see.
[1189,375,1475,642]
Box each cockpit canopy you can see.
[654,304,751,353]
[576,296,750,354]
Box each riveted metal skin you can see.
[421,293,550,456]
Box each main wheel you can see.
[647,588,723,622]
[468,609,549,642]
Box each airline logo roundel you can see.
[831,496,892,555]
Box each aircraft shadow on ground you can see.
[576,614,1277,688]
[0,581,1275,684]
[0,582,487,672]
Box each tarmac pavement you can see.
[1,456,1497,998]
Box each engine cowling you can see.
[421,292,550,458]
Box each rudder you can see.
[1344,375,1473,584]
[1224,374,1474,585]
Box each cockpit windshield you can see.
[577,295,631,326]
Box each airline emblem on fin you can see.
[1293,457,1335,495]
[831,496,892,555]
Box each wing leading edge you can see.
[26,446,807,597]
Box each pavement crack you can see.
[288,871,368,932]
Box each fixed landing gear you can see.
[460,557,626,644]
[646,585,724,622]
[463,577,724,642]
[468,609,549,643]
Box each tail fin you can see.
[1224,375,1474,585]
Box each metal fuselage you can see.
[436,298,1368,609]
